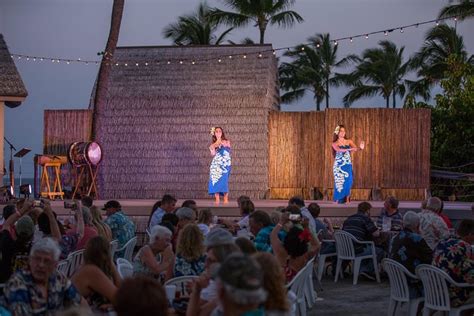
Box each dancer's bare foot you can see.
[214,194,220,205]
[223,193,229,204]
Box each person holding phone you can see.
[332,125,365,204]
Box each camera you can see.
[289,214,301,221]
[64,200,77,209]
[33,200,44,208]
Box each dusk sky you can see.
[1,0,473,179]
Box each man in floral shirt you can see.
[433,219,474,307]
[419,197,449,250]
[3,238,82,315]
[103,200,135,253]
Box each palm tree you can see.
[209,0,303,44]
[307,33,352,109]
[279,44,326,111]
[92,0,125,139]
[408,25,473,100]
[439,0,474,21]
[340,40,412,108]
[163,2,233,45]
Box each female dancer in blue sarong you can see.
[208,126,231,204]
[332,125,364,204]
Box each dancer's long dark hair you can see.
[211,126,228,143]
[332,124,348,156]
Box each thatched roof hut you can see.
[93,44,279,199]
[0,34,28,177]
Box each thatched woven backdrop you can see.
[268,109,431,200]
[93,45,279,199]
[0,34,28,99]
[43,110,93,191]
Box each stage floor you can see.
[51,199,473,220]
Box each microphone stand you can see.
[3,137,16,192]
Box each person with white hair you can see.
[3,237,83,315]
[132,225,174,282]
[418,197,450,250]
[390,211,433,297]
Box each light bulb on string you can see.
[167,61,171,65]
[243,54,247,59]
[365,34,369,39]
[436,21,440,26]
[135,63,139,66]
[218,58,222,63]
[350,38,353,43]
[400,28,404,33]
[145,62,148,66]
[192,61,196,65]
[124,63,128,66]
[258,53,263,58]
[384,31,388,36]
[334,40,338,46]
[179,60,183,64]
[229,55,232,59]
[272,50,276,55]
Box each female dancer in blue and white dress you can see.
[331,125,364,204]
[208,127,231,204]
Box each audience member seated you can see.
[102,200,135,254]
[90,206,112,242]
[308,202,336,254]
[4,237,83,315]
[271,212,320,282]
[191,228,241,315]
[181,199,198,220]
[419,197,450,250]
[114,276,169,316]
[288,196,317,236]
[342,202,384,280]
[0,201,35,283]
[433,219,474,307]
[236,199,255,230]
[197,208,213,236]
[390,211,432,298]
[215,254,267,316]
[81,196,94,208]
[66,207,98,251]
[249,210,286,253]
[133,225,174,282]
[235,237,257,255]
[253,252,291,315]
[72,236,120,312]
[38,201,85,260]
[269,210,281,225]
[0,204,16,232]
[375,196,403,231]
[173,224,206,277]
[436,200,453,229]
[175,207,196,230]
[149,194,177,229]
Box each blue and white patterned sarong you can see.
[208,146,231,195]
[333,145,353,203]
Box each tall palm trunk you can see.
[392,91,396,108]
[325,76,329,109]
[316,100,321,111]
[91,0,125,140]
[258,18,268,44]
[385,96,390,108]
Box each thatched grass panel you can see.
[93,45,278,199]
[301,112,325,188]
[43,110,92,155]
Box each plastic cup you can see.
[165,285,176,303]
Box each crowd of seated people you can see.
[0,194,472,316]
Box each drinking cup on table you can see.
[165,285,176,304]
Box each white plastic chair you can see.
[165,276,199,297]
[316,240,337,281]
[57,259,70,276]
[382,258,424,316]
[286,265,309,316]
[303,256,319,309]
[416,264,474,316]
[117,262,134,279]
[110,240,119,259]
[116,258,133,267]
[333,230,381,285]
[66,249,84,277]
[116,237,137,262]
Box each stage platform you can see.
[51,199,473,221]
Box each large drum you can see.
[68,142,103,166]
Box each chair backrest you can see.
[334,230,357,259]
[57,259,70,276]
[117,262,134,279]
[110,240,119,258]
[165,276,199,297]
[382,258,415,303]
[286,260,309,294]
[67,249,84,277]
[121,237,137,262]
[416,264,454,311]
[116,258,133,268]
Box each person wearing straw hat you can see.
[208,127,231,204]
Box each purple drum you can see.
[68,142,103,166]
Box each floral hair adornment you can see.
[298,228,312,242]
[334,125,340,135]
[210,127,216,136]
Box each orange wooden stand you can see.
[40,162,64,200]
